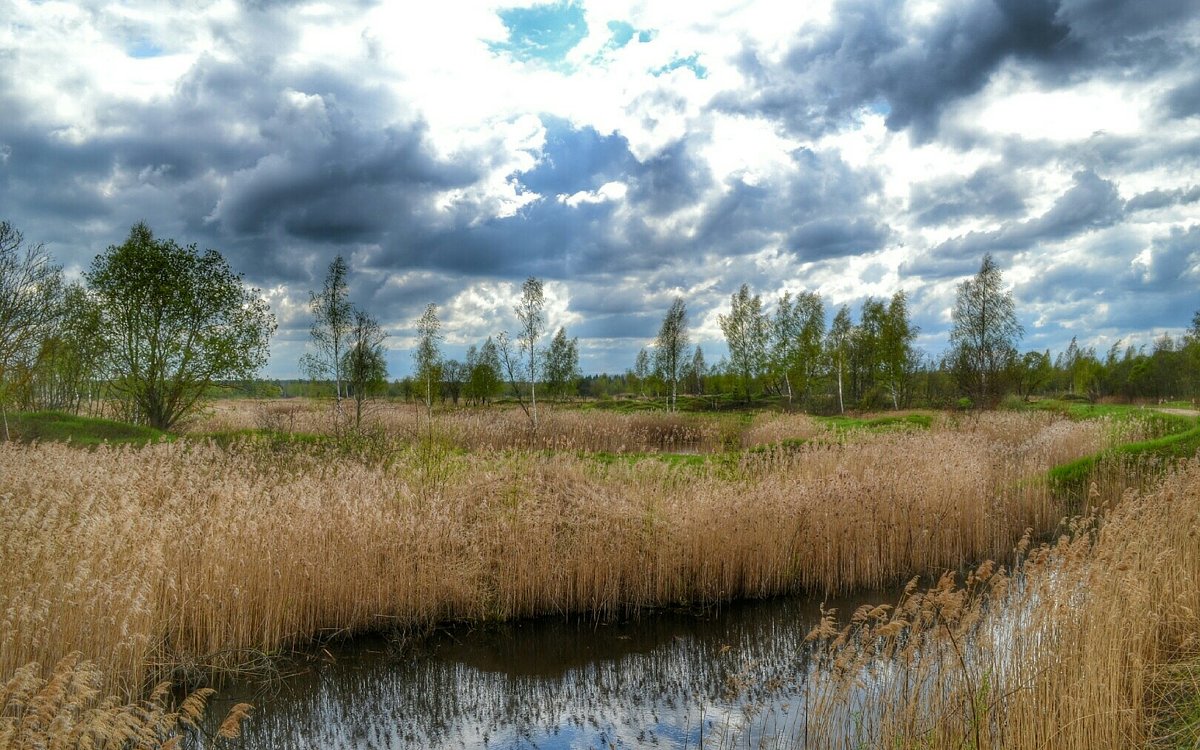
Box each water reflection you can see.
[207,591,888,749]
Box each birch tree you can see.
[301,255,352,406]
[827,305,852,414]
[719,284,768,402]
[414,303,442,418]
[0,221,64,439]
[654,297,689,411]
[949,254,1022,406]
[343,308,387,428]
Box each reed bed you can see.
[739,412,830,448]
[721,456,1200,749]
[0,412,1116,702]
[190,399,733,454]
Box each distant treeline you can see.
[4,218,1198,434]
[221,323,1200,413]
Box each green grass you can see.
[1048,423,1200,506]
[3,411,168,446]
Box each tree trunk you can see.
[531,380,538,430]
[837,360,845,414]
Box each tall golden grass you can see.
[719,456,1200,749]
[0,411,1116,702]
[193,398,737,453]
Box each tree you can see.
[0,221,64,439]
[827,306,852,414]
[86,222,275,430]
[719,284,768,401]
[300,255,352,408]
[689,346,707,396]
[544,326,580,402]
[878,291,918,409]
[441,359,467,405]
[505,276,546,429]
[1016,350,1053,401]
[654,297,689,411]
[949,253,1023,406]
[26,283,108,415]
[850,298,886,407]
[414,303,442,418]
[770,291,824,407]
[466,337,502,405]
[342,309,387,429]
[633,348,651,396]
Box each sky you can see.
[1,0,1198,378]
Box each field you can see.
[1,400,1198,748]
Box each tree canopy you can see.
[949,253,1023,406]
[86,222,275,430]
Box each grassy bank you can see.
[2,411,168,446]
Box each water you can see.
[205,591,892,749]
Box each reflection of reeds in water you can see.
[0,411,1116,702]
[203,596,857,750]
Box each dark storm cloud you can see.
[377,121,885,297]
[1056,0,1200,42]
[910,166,1029,226]
[1124,185,1200,213]
[1164,75,1200,119]
[722,0,1074,141]
[906,170,1124,277]
[696,147,887,261]
[0,23,483,288]
[572,312,662,340]
[787,218,889,261]
[520,118,639,195]
[1119,224,1200,291]
[625,140,710,216]
[723,0,1198,142]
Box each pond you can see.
[204,589,893,749]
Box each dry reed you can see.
[191,399,735,453]
[0,652,250,748]
[0,411,1115,702]
[712,457,1200,749]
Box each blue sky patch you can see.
[591,20,654,63]
[653,53,708,79]
[127,38,164,59]
[606,20,635,49]
[489,1,588,67]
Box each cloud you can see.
[1125,185,1200,213]
[910,166,1029,225]
[907,170,1125,277]
[1164,75,1200,119]
[2,0,1198,376]
[721,0,1075,141]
